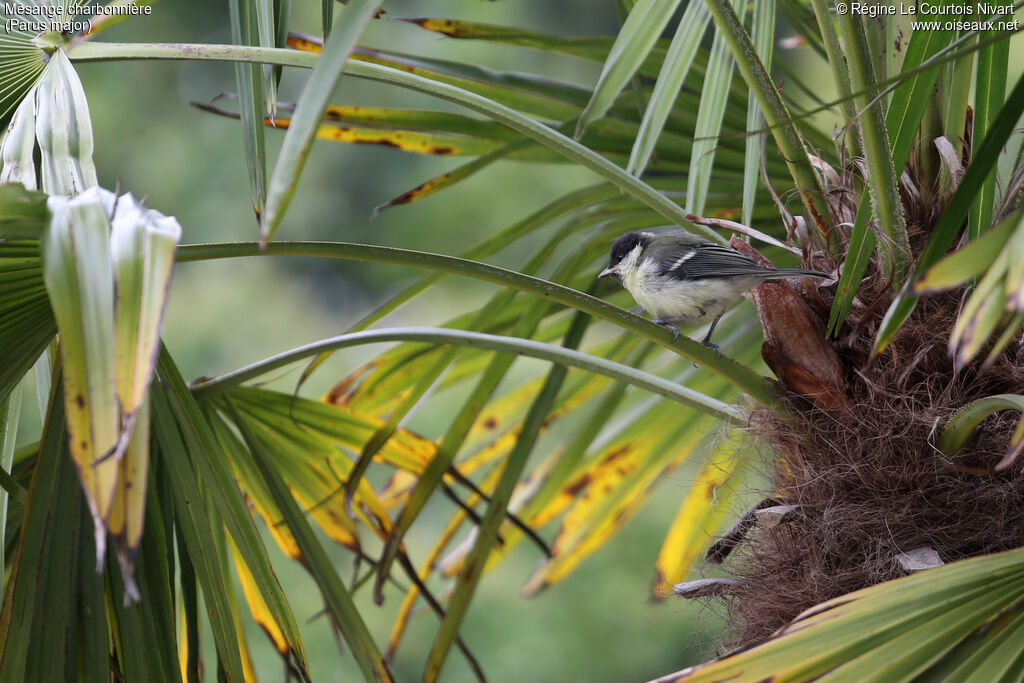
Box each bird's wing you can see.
[655,243,773,280]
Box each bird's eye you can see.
[610,232,641,265]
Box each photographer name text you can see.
[847,2,1012,15]
[835,2,1019,30]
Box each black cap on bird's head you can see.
[599,231,651,280]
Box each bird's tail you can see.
[770,267,830,279]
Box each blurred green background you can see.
[52,1,737,680]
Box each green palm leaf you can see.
[657,549,1024,683]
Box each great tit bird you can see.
[599,230,829,351]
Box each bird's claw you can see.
[654,319,680,342]
[701,340,722,362]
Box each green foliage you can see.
[1,1,1023,681]
[659,547,1024,682]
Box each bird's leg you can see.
[654,315,723,364]
[700,314,723,360]
[653,318,682,342]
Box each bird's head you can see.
[599,231,651,281]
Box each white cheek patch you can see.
[619,247,647,293]
[617,245,643,276]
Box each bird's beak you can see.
[599,266,618,279]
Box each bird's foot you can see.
[700,340,722,361]
[654,319,680,342]
[697,314,724,365]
